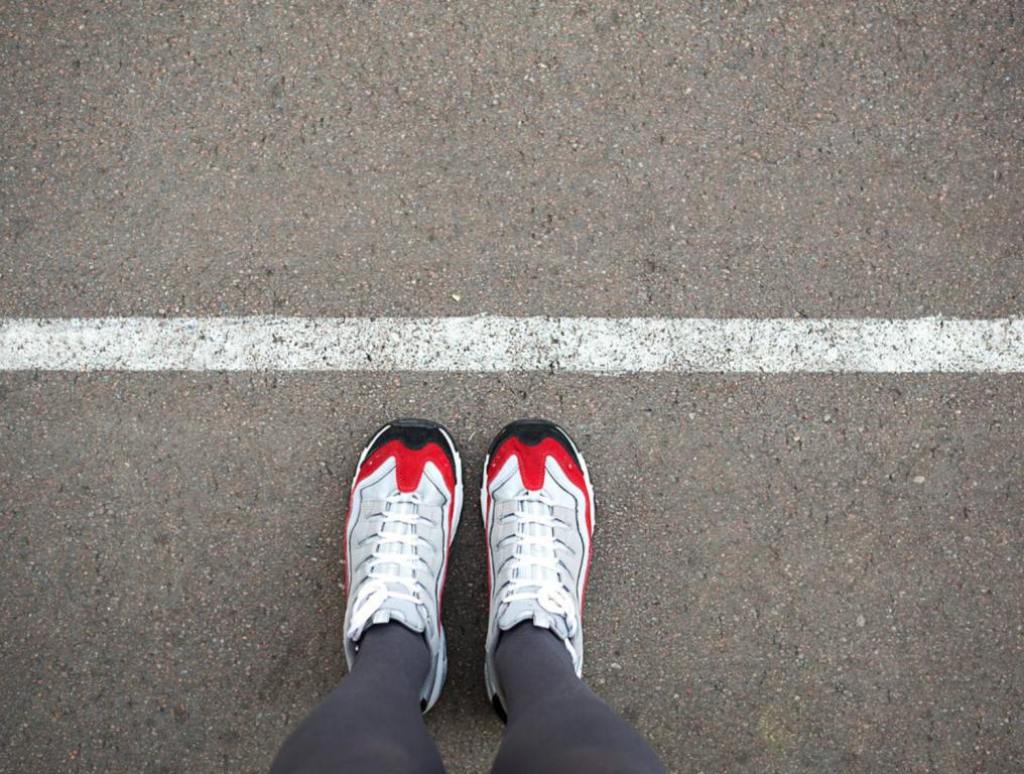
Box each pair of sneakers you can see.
[343,418,595,713]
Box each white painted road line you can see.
[0,316,1022,373]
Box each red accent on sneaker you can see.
[356,439,456,497]
[486,437,593,533]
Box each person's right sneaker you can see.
[482,419,595,714]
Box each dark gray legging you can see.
[269,622,666,774]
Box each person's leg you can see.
[481,419,666,774]
[269,624,444,774]
[489,623,666,774]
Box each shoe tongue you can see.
[496,598,572,643]
[367,589,427,634]
[348,580,429,644]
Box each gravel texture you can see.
[1,2,1022,319]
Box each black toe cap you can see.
[487,418,581,464]
[366,418,457,470]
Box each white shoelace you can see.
[498,492,579,639]
[348,492,430,635]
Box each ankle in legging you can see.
[490,622,666,774]
[268,623,444,774]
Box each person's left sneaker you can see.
[343,419,463,711]
[481,419,595,715]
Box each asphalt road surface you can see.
[2,3,1022,773]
